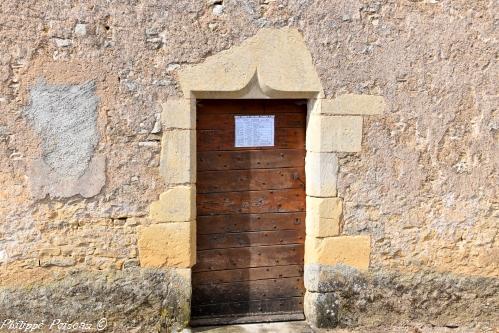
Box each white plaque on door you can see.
[234,115,275,147]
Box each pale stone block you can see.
[311,95,385,116]
[305,235,371,271]
[304,263,322,292]
[159,129,195,185]
[306,215,340,238]
[306,115,363,153]
[39,247,62,256]
[161,98,195,129]
[306,197,343,237]
[307,98,321,117]
[307,196,343,218]
[304,291,338,328]
[305,152,338,197]
[40,257,76,267]
[179,28,324,98]
[333,94,385,115]
[149,186,195,222]
[74,23,87,36]
[138,222,196,268]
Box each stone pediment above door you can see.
[178,28,324,99]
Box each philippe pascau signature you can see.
[0,318,107,332]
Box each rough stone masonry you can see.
[0,0,497,332]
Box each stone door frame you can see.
[139,28,384,325]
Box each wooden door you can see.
[192,100,306,326]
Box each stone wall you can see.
[0,268,190,332]
[0,0,497,331]
[304,264,499,329]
